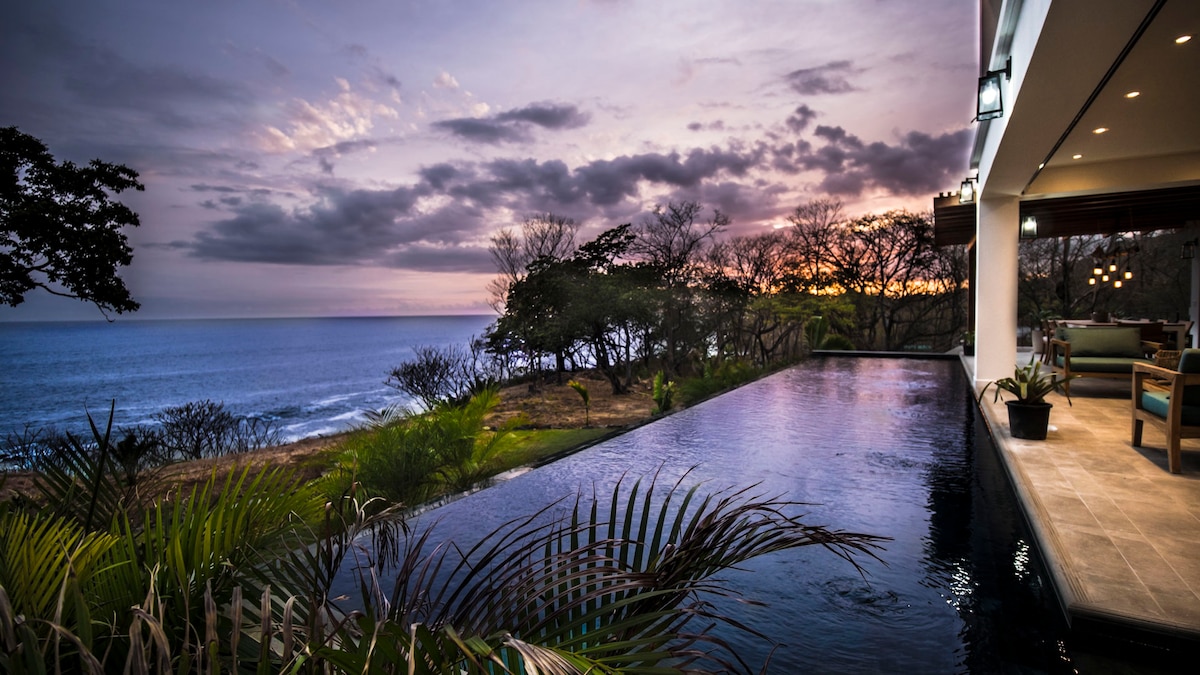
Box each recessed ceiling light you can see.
[1093,127,1109,134]
[1177,35,1193,44]
[1073,154,1083,160]
[1125,91,1140,98]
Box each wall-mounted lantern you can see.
[1019,215,1038,240]
[977,58,1012,121]
[959,178,976,204]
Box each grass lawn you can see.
[492,427,613,470]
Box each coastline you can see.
[1,373,658,502]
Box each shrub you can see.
[154,399,281,460]
[325,417,442,507]
[1,425,70,471]
[677,358,761,405]
[652,371,676,414]
[820,334,856,350]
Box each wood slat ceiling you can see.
[933,184,1200,246]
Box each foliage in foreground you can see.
[324,388,526,505]
[0,411,887,674]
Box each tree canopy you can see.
[1,126,144,315]
[485,199,971,391]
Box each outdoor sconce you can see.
[959,178,976,204]
[1019,215,1038,239]
[977,58,1011,121]
[1182,238,1198,259]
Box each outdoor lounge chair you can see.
[1131,348,1200,474]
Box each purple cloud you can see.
[785,61,862,95]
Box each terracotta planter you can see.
[1005,400,1052,440]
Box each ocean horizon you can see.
[0,315,494,443]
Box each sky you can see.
[1,0,978,321]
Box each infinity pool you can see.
[351,357,1082,672]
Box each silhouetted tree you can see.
[1,127,144,316]
[486,213,579,312]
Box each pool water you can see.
[349,357,1084,672]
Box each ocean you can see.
[0,315,494,443]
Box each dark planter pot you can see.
[1005,400,1053,440]
[962,344,975,356]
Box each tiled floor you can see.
[970,351,1200,649]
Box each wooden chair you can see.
[1131,348,1200,473]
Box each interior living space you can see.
[935,0,1200,661]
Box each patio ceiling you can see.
[1024,0,1200,198]
[934,0,1200,247]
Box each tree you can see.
[1,127,143,316]
[632,201,729,376]
[486,212,579,312]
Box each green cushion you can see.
[1063,356,1152,373]
[1141,391,1200,426]
[1058,326,1143,358]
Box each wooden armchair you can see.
[1131,349,1200,473]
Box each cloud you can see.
[785,60,862,95]
[50,44,255,134]
[787,124,970,197]
[258,79,399,153]
[785,104,818,133]
[181,185,434,265]
[495,103,590,129]
[177,145,763,271]
[224,42,290,79]
[433,117,528,144]
[574,148,758,205]
[432,102,590,144]
[433,71,460,89]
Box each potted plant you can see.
[960,331,975,356]
[1030,310,1055,356]
[978,359,1077,440]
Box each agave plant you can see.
[977,357,1078,405]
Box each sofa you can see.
[1049,326,1157,393]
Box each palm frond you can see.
[360,469,887,673]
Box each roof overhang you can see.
[935,184,1200,246]
[935,0,1200,244]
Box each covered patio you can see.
[941,0,1200,658]
[972,352,1200,654]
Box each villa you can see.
[935,0,1200,660]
